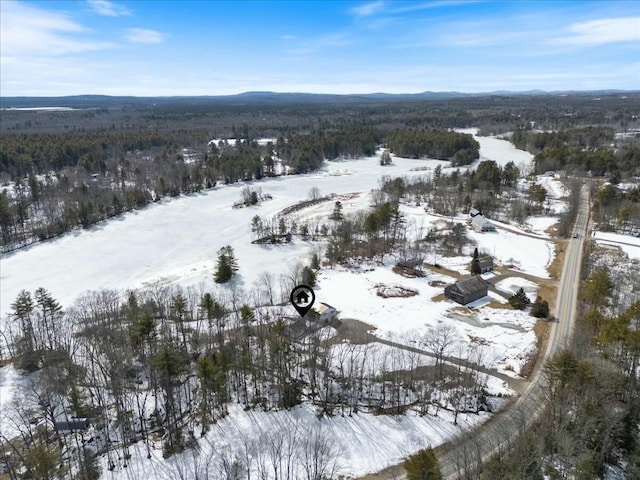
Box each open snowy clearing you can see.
[0,134,537,320]
[593,231,640,260]
[317,265,538,376]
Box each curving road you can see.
[433,184,590,478]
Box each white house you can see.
[471,214,496,232]
[314,302,337,323]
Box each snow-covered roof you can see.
[314,302,336,314]
[471,215,495,231]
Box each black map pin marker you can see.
[290,285,316,318]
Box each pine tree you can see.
[330,201,343,221]
[310,252,320,270]
[214,246,238,283]
[509,287,531,310]
[302,266,317,287]
[380,149,392,166]
[469,247,481,275]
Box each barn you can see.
[444,276,488,305]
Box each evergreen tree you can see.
[310,252,320,270]
[469,247,481,275]
[531,296,550,318]
[404,448,442,480]
[380,149,392,166]
[330,201,343,221]
[214,245,238,283]
[509,287,531,310]
[302,266,317,287]
[584,267,613,310]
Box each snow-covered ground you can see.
[0,132,548,476]
[525,216,558,237]
[593,231,640,260]
[467,228,554,278]
[317,265,538,376]
[0,133,540,319]
[97,402,488,479]
[494,277,539,301]
[456,128,535,172]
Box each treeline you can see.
[510,127,640,177]
[386,129,479,165]
[0,129,209,178]
[0,124,387,250]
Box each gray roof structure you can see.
[479,256,493,269]
[451,276,488,296]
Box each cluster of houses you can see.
[439,208,497,306]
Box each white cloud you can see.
[87,0,131,17]
[350,1,385,17]
[125,28,165,44]
[0,1,116,56]
[554,17,640,46]
[390,0,481,14]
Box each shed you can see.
[54,418,89,434]
[444,276,488,305]
[469,208,481,218]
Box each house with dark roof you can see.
[444,276,488,305]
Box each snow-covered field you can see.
[97,402,488,479]
[0,132,547,477]
[525,216,558,237]
[593,231,640,260]
[467,228,554,278]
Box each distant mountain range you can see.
[1,90,637,109]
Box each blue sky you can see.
[1,0,639,96]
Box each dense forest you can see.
[386,129,479,165]
[509,126,640,177]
